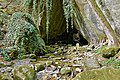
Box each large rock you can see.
[73,67,120,80]
[2,12,46,60]
[72,0,120,44]
[12,65,35,80]
[104,0,120,37]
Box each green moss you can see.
[0,72,13,80]
[60,67,71,75]
[2,12,46,60]
[73,67,120,80]
[35,63,45,71]
[102,48,117,58]
[12,65,35,80]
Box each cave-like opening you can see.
[48,26,88,46]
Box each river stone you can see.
[29,54,37,59]
[35,63,45,72]
[60,67,71,75]
[0,62,5,67]
[84,58,100,70]
[46,61,53,67]
[0,72,13,80]
[72,67,120,80]
[102,48,117,58]
[12,65,35,80]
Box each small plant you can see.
[1,49,11,61]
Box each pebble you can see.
[75,68,82,72]
[6,67,12,72]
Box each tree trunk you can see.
[86,0,120,47]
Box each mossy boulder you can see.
[60,67,72,75]
[35,63,45,72]
[46,60,53,67]
[73,67,120,80]
[101,47,119,58]
[12,65,35,80]
[2,12,46,60]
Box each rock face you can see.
[104,0,120,37]
[12,65,35,80]
[73,67,120,80]
[72,0,120,45]
[40,0,66,41]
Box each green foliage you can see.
[21,0,52,43]
[21,0,33,13]
[2,12,46,60]
[46,0,52,43]
[103,58,120,69]
[21,0,44,29]
[95,45,107,54]
[63,0,73,32]
[1,52,11,61]
[104,57,114,65]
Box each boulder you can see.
[2,12,46,60]
[73,67,120,80]
[12,65,35,80]
[60,67,71,75]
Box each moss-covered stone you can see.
[60,67,71,75]
[2,12,46,60]
[35,63,45,72]
[0,72,13,80]
[57,49,62,55]
[9,50,18,60]
[46,60,53,67]
[73,67,120,80]
[102,47,118,58]
[12,65,35,80]
[29,54,37,59]
[0,62,5,67]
